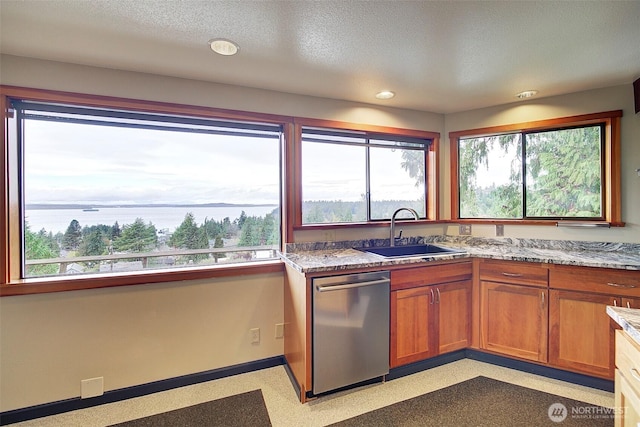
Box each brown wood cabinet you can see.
[479,260,549,363]
[480,281,548,362]
[549,290,617,378]
[549,265,640,380]
[390,261,472,367]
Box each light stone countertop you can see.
[607,306,640,346]
[280,236,640,274]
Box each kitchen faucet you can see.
[390,207,419,246]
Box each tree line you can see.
[25,209,280,276]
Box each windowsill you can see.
[0,260,284,297]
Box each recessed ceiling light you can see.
[375,90,395,100]
[208,38,240,56]
[516,90,539,99]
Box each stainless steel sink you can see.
[355,244,468,259]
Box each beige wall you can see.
[0,273,283,411]
[1,54,639,412]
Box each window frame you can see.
[449,111,623,226]
[291,117,441,232]
[1,85,291,295]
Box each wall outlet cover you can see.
[81,377,104,399]
[459,224,472,235]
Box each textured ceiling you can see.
[1,0,639,113]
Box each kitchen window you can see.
[450,111,623,225]
[298,123,439,225]
[2,87,287,291]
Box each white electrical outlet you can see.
[81,377,104,399]
[250,328,260,344]
[275,323,285,339]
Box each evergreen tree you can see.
[213,234,225,262]
[113,218,157,253]
[169,213,209,262]
[62,219,82,250]
[78,229,107,258]
[24,223,59,276]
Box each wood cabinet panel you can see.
[479,259,548,288]
[390,279,471,367]
[480,281,548,362]
[549,290,617,379]
[438,280,471,354]
[391,261,472,290]
[550,265,640,297]
[391,287,434,366]
[621,297,640,309]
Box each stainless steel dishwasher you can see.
[312,270,390,395]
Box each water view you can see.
[25,205,279,235]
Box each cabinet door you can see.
[480,281,548,363]
[549,290,617,379]
[615,369,640,427]
[437,280,471,354]
[390,286,435,367]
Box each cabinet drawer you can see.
[479,259,548,288]
[550,265,640,297]
[616,330,640,398]
[391,261,472,290]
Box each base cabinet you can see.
[479,281,548,362]
[615,330,640,427]
[549,290,617,379]
[390,279,471,367]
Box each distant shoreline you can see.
[25,203,278,210]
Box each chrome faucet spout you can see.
[390,207,419,246]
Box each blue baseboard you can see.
[0,356,285,426]
[466,350,614,392]
[1,351,614,425]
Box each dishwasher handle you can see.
[316,278,390,293]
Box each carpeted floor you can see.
[108,389,271,427]
[329,376,614,427]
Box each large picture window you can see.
[450,111,622,225]
[13,100,283,279]
[300,127,433,224]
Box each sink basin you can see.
[356,244,467,259]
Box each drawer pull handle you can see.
[631,368,640,383]
[502,272,523,277]
[627,301,631,309]
[430,288,435,305]
[606,282,637,289]
[436,287,441,304]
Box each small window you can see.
[451,110,622,225]
[300,127,432,224]
[14,100,283,278]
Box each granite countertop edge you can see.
[607,306,640,346]
[279,236,640,274]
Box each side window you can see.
[300,127,432,224]
[16,101,282,278]
[452,111,622,225]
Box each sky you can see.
[24,119,281,206]
[25,117,424,207]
